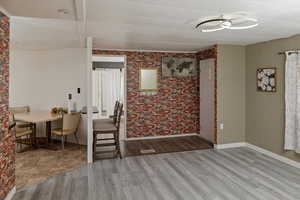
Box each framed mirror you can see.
[139,68,158,91]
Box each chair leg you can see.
[61,135,65,150]
[118,143,122,159]
[51,134,54,145]
[118,133,122,159]
[118,136,122,159]
[93,132,96,162]
[74,133,79,145]
[32,123,37,147]
[26,135,29,147]
[20,136,24,151]
[114,131,122,159]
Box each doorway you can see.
[92,67,124,119]
[200,58,216,144]
[91,55,126,158]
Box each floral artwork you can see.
[257,68,276,92]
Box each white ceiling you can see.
[10,17,84,50]
[2,0,300,51]
[0,0,83,20]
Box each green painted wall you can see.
[246,35,300,162]
[217,45,246,144]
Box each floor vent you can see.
[140,149,156,154]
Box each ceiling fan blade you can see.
[202,27,225,32]
[231,17,258,24]
[226,23,258,30]
[195,18,226,28]
[226,17,258,30]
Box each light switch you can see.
[220,123,224,130]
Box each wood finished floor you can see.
[13,147,300,200]
[124,136,213,157]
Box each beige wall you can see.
[217,45,246,144]
[10,48,88,145]
[246,35,300,162]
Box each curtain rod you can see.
[278,50,300,55]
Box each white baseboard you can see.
[214,142,300,169]
[4,186,16,200]
[124,133,198,141]
[246,143,300,169]
[214,142,246,149]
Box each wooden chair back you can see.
[9,106,30,114]
[116,103,123,130]
[9,113,16,135]
[62,112,81,134]
[8,113,28,133]
[112,101,120,124]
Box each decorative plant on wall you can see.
[257,67,276,92]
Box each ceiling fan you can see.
[195,13,258,32]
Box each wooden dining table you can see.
[14,111,62,148]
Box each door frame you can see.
[199,58,218,145]
[90,54,127,141]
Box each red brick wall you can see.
[0,11,14,200]
[93,50,200,138]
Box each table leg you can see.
[32,123,37,147]
[46,121,52,144]
[35,121,57,150]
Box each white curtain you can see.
[284,51,300,153]
[93,68,123,118]
[93,70,102,118]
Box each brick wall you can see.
[93,50,206,138]
[0,11,14,200]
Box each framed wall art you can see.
[257,67,276,92]
[139,67,158,92]
[162,57,197,77]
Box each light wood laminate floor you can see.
[13,147,300,200]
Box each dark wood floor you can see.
[124,136,213,157]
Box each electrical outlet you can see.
[220,123,224,130]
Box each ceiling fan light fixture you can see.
[195,14,258,32]
[221,20,232,28]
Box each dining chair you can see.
[51,112,81,150]
[9,113,35,151]
[93,103,123,160]
[109,101,120,123]
[94,100,120,125]
[9,106,32,128]
[9,106,30,113]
